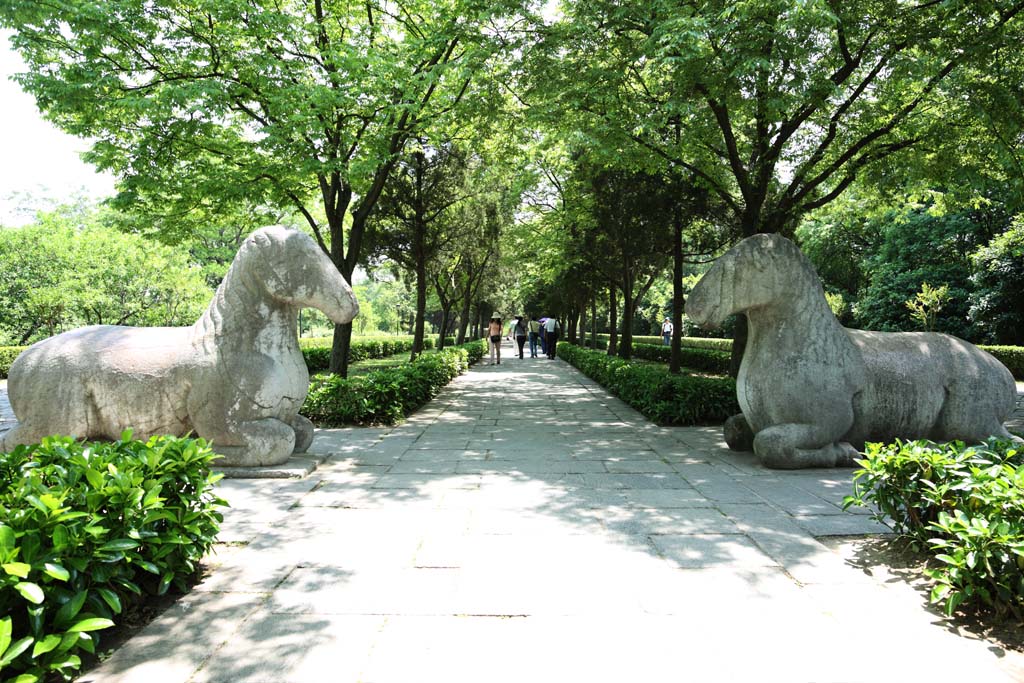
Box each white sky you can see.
[0,29,116,226]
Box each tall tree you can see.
[540,0,1024,365]
[2,0,533,375]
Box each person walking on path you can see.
[662,316,674,346]
[509,315,529,359]
[527,316,541,358]
[544,316,560,359]
[487,315,503,365]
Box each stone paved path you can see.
[3,353,1024,681]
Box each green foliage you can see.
[0,434,225,681]
[583,335,732,352]
[302,340,486,426]
[631,344,731,374]
[854,209,993,339]
[844,439,1024,618]
[904,282,951,332]
[0,208,209,346]
[558,344,738,425]
[0,348,22,381]
[299,336,456,373]
[970,218,1024,345]
[980,346,1024,380]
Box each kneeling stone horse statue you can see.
[0,225,358,467]
[685,233,1019,469]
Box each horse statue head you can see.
[686,233,823,329]
[235,225,358,325]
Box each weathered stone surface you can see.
[685,233,1019,469]
[0,226,357,466]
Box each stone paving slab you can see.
[3,357,1024,681]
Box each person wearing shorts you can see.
[487,315,503,364]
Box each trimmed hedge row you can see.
[300,336,456,373]
[0,434,225,681]
[0,336,460,379]
[845,438,1024,619]
[980,346,1024,381]
[302,339,487,426]
[0,347,20,380]
[576,338,1023,380]
[558,344,739,425]
[4,337,1021,379]
[631,344,732,373]
[582,335,733,352]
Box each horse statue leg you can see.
[205,417,297,467]
[753,423,859,469]
[724,413,755,451]
[291,414,315,453]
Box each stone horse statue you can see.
[685,233,1018,469]
[1,225,358,467]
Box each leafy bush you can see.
[303,340,486,425]
[631,344,731,373]
[979,345,1024,380]
[558,344,738,425]
[300,335,457,372]
[844,438,1024,618]
[582,335,732,353]
[0,434,225,681]
[0,347,23,380]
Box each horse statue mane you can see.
[686,233,1018,469]
[1,225,358,467]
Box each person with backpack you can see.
[527,316,542,358]
[544,316,560,359]
[508,315,529,359]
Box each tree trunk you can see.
[438,305,452,350]
[590,295,597,349]
[670,207,684,374]
[330,322,354,378]
[578,301,587,347]
[607,285,618,356]
[618,277,634,361]
[730,314,746,378]
[457,292,472,344]
[412,254,427,361]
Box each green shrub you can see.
[980,345,1024,380]
[302,339,486,426]
[299,335,458,372]
[0,347,25,380]
[582,335,733,353]
[558,344,738,425]
[844,438,1024,618]
[0,434,226,681]
[631,344,731,373]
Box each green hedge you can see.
[0,434,225,681]
[630,344,732,373]
[0,347,24,380]
[300,336,457,373]
[558,344,738,425]
[980,345,1024,380]
[302,339,486,426]
[1,337,462,379]
[581,335,733,353]
[845,438,1024,619]
[580,338,1023,380]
